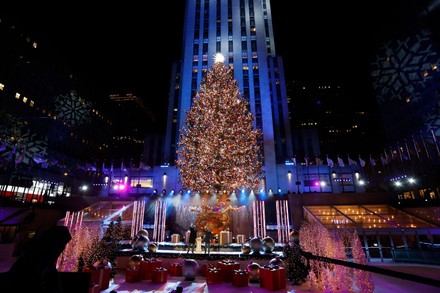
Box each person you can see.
[187,223,197,254]
[5,225,72,292]
[203,227,213,257]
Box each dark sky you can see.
[11,1,434,116]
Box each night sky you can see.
[9,1,432,117]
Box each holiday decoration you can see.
[128,255,143,268]
[148,242,158,253]
[193,198,243,234]
[176,56,263,194]
[352,231,375,292]
[269,255,285,268]
[182,259,199,281]
[247,261,260,283]
[249,236,263,254]
[262,236,275,253]
[241,244,251,254]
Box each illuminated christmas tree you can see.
[177,53,263,193]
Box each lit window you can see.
[174,108,178,112]
[405,97,411,103]
[423,70,428,78]
[22,96,27,103]
[33,42,37,49]
[0,83,4,90]
[431,64,437,71]
[15,93,20,99]
[29,100,34,107]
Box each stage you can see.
[115,242,284,270]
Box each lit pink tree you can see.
[299,218,356,291]
[57,223,100,272]
[352,231,375,292]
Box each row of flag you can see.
[1,140,152,174]
[296,155,369,168]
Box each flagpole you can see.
[430,129,440,157]
[396,142,407,176]
[403,139,415,177]
[305,156,311,193]
[369,154,377,190]
[294,156,300,194]
[420,131,430,159]
[316,156,322,192]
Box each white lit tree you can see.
[176,54,263,193]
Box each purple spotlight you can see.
[314,181,320,186]
[119,184,126,190]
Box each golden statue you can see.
[193,199,243,235]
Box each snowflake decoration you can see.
[54,91,92,126]
[370,30,440,104]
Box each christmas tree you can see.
[177,53,263,193]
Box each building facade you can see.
[164,0,293,191]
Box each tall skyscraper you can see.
[164,0,293,190]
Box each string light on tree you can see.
[176,55,263,194]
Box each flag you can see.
[139,161,151,170]
[292,157,296,165]
[7,145,17,160]
[315,155,323,165]
[86,162,96,171]
[384,149,389,163]
[15,147,26,164]
[33,152,46,164]
[359,155,366,167]
[0,140,6,152]
[380,155,387,166]
[369,155,376,167]
[102,162,109,175]
[348,156,357,166]
[326,156,334,168]
[337,156,345,167]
